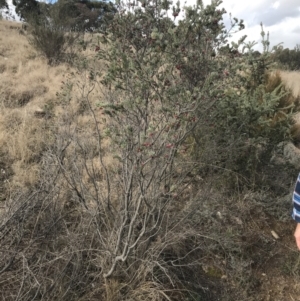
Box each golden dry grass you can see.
[0,20,69,189]
[279,70,300,97]
[279,70,300,124]
[0,19,110,193]
[0,21,69,108]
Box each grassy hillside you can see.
[1,18,300,301]
[0,20,68,190]
[280,71,300,97]
[0,19,107,191]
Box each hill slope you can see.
[0,19,69,190]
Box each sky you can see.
[197,0,300,51]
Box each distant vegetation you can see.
[12,0,116,64]
[0,0,7,8]
[1,0,300,300]
[273,45,300,71]
[13,0,116,30]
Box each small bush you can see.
[26,3,82,65]
[29,24,79,65]
[23,0,116,65]
[190,32,299,189]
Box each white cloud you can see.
[272,1,280,9]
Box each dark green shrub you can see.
[28,22,80,65]
[187,27,299,188]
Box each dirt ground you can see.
[255,221,300,301]
[271,71,300,301]
[198,185,300,301]
[232,212,300,301]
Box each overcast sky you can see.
[195,0,300,51]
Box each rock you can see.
[34,108,47,119]
[283,142,300,168]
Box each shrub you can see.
[28,23,80,65]
[47,0,253,297]
[0,0,246,299]
[25,3,82,65]
[189,27,299,188]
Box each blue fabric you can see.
[292,173,300,223]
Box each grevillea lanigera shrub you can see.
[99,2,296,186]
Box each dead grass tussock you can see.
[0,20,26,59]
[104,278,123,301]
[1,109,49,163]
[0,56,69,109]
[279,70,300,97]
[10,161,40,188]
[0,110,49,188]
[265,71,300,110]
[127,281,172,301]
[278,70,300,126]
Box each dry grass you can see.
[0,20,66,190]
[279,70,300,125]
[0,24,68,108]
[0,19,107,192]
[280,70,300,97]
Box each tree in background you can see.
[17,0,116,64]
[13,0,41,19]
[53,0,116,32]
[273,44,300,70]
[14,0,116,32]
[0,0,7,9]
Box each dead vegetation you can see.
[0,20,66,191]
[0,19,101,191]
